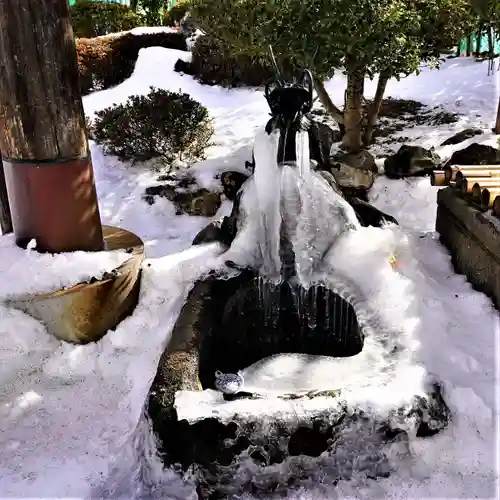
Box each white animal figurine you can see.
[214,370,244,394]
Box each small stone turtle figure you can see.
[214,370,245,394]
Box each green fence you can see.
[459,31,500,55]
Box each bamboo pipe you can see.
[471,183,482,199]
[481,187,500,208]
[430,170,449,186]
[445,165,500,182]
[491,196,500,217]
[457,177,500,194]
[454,169,500,183]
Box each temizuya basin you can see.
[7,225,145,344]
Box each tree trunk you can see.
[494,96,500,134]
[363,72,389,147]
[0,0,103,252]
[342,62,365,153]
[130,0,138,11]
[0,159,12,235]
[466,35,472,56]
[475,25,483,56]
[487,26,494,57]
[313,77,344,126]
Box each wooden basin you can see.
[6,225,144,344]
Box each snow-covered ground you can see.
[0,45,499,499]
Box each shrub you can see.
[164,1,191,26]
[71,1,142,38]
[90,87,214,166]
[76,32,188,95]
[184,35,298,88]
[76,37,113,94]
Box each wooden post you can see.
[495,95,500,134]
[0,159,12,234]
[0,0,104,253]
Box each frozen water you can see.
[225,130,361,283]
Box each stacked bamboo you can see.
[430,165,500,217]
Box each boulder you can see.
[348,197,399,227]
[383,145,441,179]
[220,171,249,201]
[446,143,500,166]
[174,58,193,75]
[440,128,484,146]
[331,150,378,190]
[308,121,342,171]
[143,175,222,217]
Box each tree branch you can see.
[363,71,389,147]
[313,76,344,125]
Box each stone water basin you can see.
[146,270,450,498]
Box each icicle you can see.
[252,129,282,278]
[295,130,311,179]
[324,289,331,331]
[307,285,317,330]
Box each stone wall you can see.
[436,186,500,309]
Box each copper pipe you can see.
[492,196,500,216]
[3,157,104,252]
[430,170,449,186]
[482,188,500,208]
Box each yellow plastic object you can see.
[6,225,144,344]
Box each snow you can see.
[0,234,131,299]
[0,41,499,500]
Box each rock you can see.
[164,383,448,497]
[192,220,224,246]
[440,128,484,146]
[308,121,342,171]
[220,171,249,201]
[144,176,222,217]
[446,143,500,166]
[148,280,211,441]
[316,170,344,196]
[331,150,378,190]
[182,190,221,216]
[383,145,441,179]
[348,197,399,227]
[174,58,193,75]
